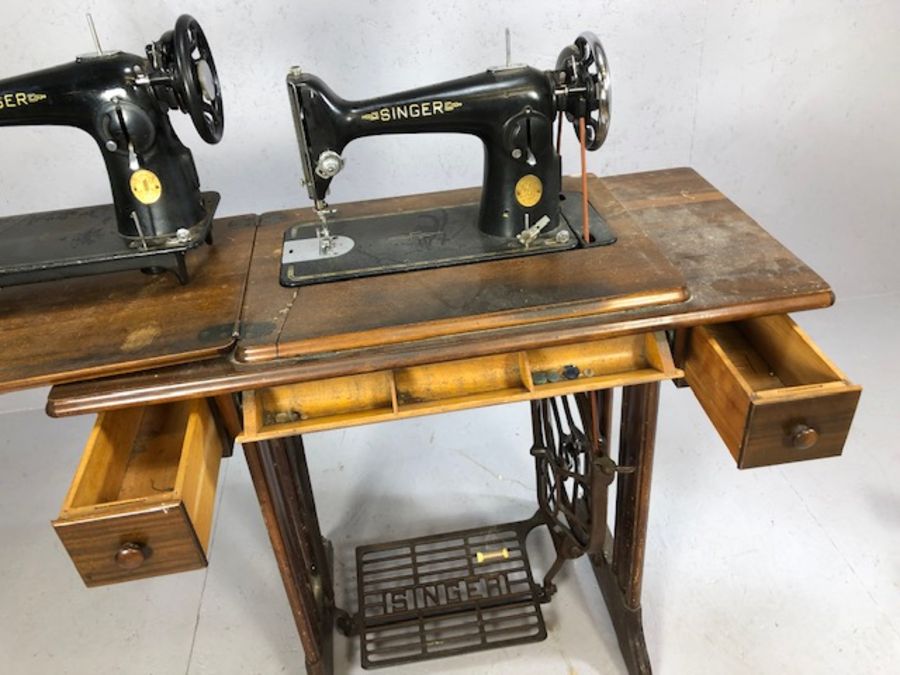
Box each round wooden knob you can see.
[791,424,819,450]
[115,543,147,570]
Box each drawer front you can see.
[54,504,206,587]
[685,315,860,469]
[743,388,861,468]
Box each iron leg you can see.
[244,436,335,675]
[590,382,659,675]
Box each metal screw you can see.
[555,229,571,244]
[105,140,118,152]
[289,65,303,76]
[175,228,191,243]
[511,148,523,159]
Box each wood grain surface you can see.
[684,315,860,468]
[52,398,223,586]
[47,168,836,416]
[0,213,258,393]
[237,332,680,441]
[239,176,688,362]
[53,504,206,587]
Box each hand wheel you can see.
[172,14,224,143]
[556,31,611,150]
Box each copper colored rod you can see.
[556,110,563,154]
[590,390,600,453]
[579,116,590,243]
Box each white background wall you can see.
[0,2,896,391]
[0,5,897,673]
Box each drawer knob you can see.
[115,543,148,570]
[790,424,819,450]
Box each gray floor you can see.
[1,293,898,674]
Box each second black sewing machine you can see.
[0,15,224,286]
[281,31,612,286]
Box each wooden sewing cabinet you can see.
[0,169,860,674]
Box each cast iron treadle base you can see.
[355,520,547,669]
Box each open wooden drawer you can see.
[684,314,861,469]
[239,331,682,441]
[53,399,223,586]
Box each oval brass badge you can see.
[515,174,543,208]
[129,169,162,205]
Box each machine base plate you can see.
[0,192,219,287]
[280,191,615,287]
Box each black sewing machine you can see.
[281,31,613,286]
[0,14,224,286]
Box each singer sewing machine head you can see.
[0,14,224,286]
[280,31,612,286]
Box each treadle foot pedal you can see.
[355,520,547,669]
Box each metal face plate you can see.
[281,235,354,263]
[356,521,547,669]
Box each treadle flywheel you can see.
[355,520,547,669]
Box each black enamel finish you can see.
[289,67,560,239]
[287,32,609,242]
[0,15,222,244]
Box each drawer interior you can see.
[708,315,846,394]
[528,333,672,394]
[66,405,188,509]
[240,331,682,441]
[395,352,524,409]
[60,400,220,522]
[255,371,397,430]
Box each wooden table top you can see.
[47,167,834,416]
[0,213,257,394]
[238,176,689,362]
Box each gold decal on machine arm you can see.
[129,169,163,205]
[515,174,543,207]
[0,91,47,110]
[360,100,463,122]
